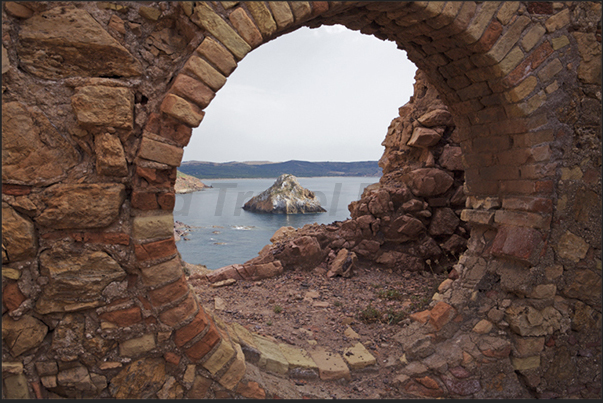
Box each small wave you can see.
[231,225,256,230]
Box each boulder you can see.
[429,208,461,236]
[327,249,357,278]
[417,109,454,127]
[243,174,325,214]
[408,168,454,197]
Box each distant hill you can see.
[178,160,382,179]
[174,171,210,193]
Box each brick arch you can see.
[2,1,600,399]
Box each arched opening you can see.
[2,1,599,399]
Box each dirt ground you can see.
[189,259,447,398]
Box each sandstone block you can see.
[289,2,312,21]
[36,183,125,229]
[72,85,133,129]
[2,282,26,312]
[253,334,289,375]
[573,32,602,85]
[439,145,464,171]
[343,342,376,370]
[219,342,246,390]
[562,269,601,307]
[170,74,215,109]
[245,1,277,38]
[95,133,128,176]
[2,315,48,356]
[144,113,193,147]
[2,102,79,186]
[269,2,294,29]
[408,168,454,197]
[229,7,263,48]
[472,319,493,334]
[17,6,142,79]
[407,127,442,148]
[37,249,126,314]
[521,24,546,52]
[417,109,454,127]
[196,37,237,76]
[202,330,236,374]
[109,358,166,399]
[3,374,30,399]
[132,213,175,241]
[309,347,351,381]
[160,94,205,127]
[2,203,36,263]
[278,343,318,372]
[511,355,540,371]
[545,8,570,32]
[429,301,457,331]
[551,35,570,50]
[139,5,161,20]
[184,55,226,91]
[149,275,188,307]
[99,306,142,327]
[491,225,545,265]
[192,2,251,60]
[135,238,178,262]
[4,2,33,19]
[494,210,550,230]
[119,334,156,357]
[456,1,499,45]
[138,136,183,167]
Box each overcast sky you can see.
[182,25,417,163]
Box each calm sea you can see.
[174,176,380,270]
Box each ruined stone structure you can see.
[2,1,601,399]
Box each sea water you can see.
[174,176,380,270]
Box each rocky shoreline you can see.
[243,174,326,214]
[174,171,211,194]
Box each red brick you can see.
[127,274,138,289]
[1,184,31,196]
[99,306,142,326]
[137,296,153,310]
[164,351,181,366]
[185,321,221,361]
[157,192,175,210]
[135,166,177,189]
[500,180,554,195]
[311,1,329,15]
[469,20,503,53]
[131,191,159,210]
[134,238,177,261]
[158,293,197,327]
[502,196,553,213]
[504,42,554,87]
[2,282,26,311]
[174,307,211,347]
[149,275,188,307]
[145,316,158,325]
[429,302,457,331]
[491,225,545,264]
[464,180,499,196]
[144,113,193,147]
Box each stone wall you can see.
[2,1,601,399]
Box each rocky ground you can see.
[187,259,448,399]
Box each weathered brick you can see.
[469,20,503,54]
[149,275,189,307]
[99,306,142,326]
[460,209,495,225]
[269,1,294,29]
[311,1,329,16]
[472,105,506,124]
[551,35,569,50]
[140,257,182,287]
[158,293,197,327]
[494,210,551,230]
[479,165,520,180]
[502,196,553,213]
[138,136,184,167]
[521,24,546,52]
[499,180,554,195]
[491,225,545,264]
[457,81,491,101]
[160,94,205,127]
[289,1,312,22]
[164,351,181,367]
[170,74,215,109]
[426,1,462,30]
[472,135,511,153]
[497,46,524,76]
[184,55,226,91]
[464,180,499,196]
[144,113,193,147]
[496,1,519,25]
[456,1,500,45]
[504,41,554,87]
[174,307,211,347]
[132,191,159,210]
[157,192,175,210]
[135,238,177,262]
[72,232,130,245]
[199,327,234,372]
[504,76,537,103]
[228,7,263,48]
[527,2,553,14]
[545,8,570,33]
[245,1,277,37]
[462,152,495,168]
[191,2,251,60]
[196,37,237,76]
[497,148,530,166]
[505,90,547,117]
[537,58,563,83]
